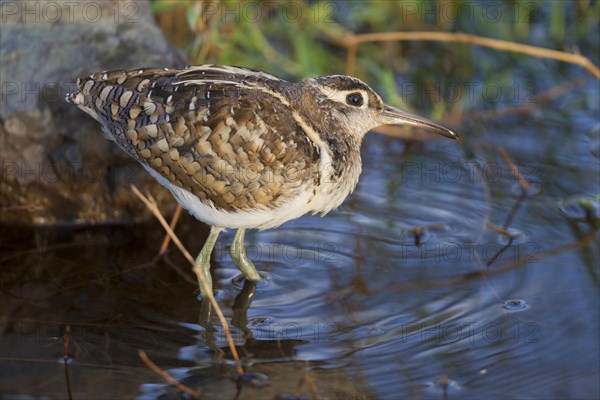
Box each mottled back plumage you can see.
[68,66,326,216]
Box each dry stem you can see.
[499,148,530,192]
[345,31,600,79]
[159,204,183,255]
[131,185,243,376]
[138,349,202,399]
[63,325,73,400]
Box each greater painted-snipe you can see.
[67,64,458,296]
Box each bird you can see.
[66,64,458,297]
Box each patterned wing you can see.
[67,66,320,212]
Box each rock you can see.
[0,0,186,225]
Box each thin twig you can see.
[486,237,515,267]
[499,148,529,231]
[485,223,519,238]
[131,185,243,375]
[389,230,597,290]
[502,188,529,234]
[63,325,73,400]
[486,148,530,266]
[159,205,183,255]
[499,148,529,192]
[138,350,202,399]
[345,31,600,78]
[435,375,450,400]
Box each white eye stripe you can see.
[316,87,370,108]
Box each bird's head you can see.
[303,75,459,140]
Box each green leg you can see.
[230,228,262,282]
[195,226,222,298]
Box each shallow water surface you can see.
[2,101,598,399]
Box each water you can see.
[2,104,598,399]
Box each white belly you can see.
[143,164,325,229]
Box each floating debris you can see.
[503,299,528,311]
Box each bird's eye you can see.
[346,92,364,107]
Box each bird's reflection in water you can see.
[198,279,308,364]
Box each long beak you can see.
[380,105,459,139]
